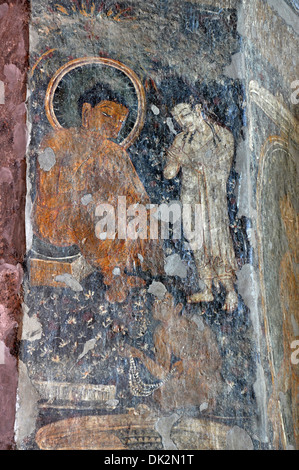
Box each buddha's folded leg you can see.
[70,209,147,302]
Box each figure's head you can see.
[171,102,205,133]
[79,83,129,139]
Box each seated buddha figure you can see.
[33,84,163,303]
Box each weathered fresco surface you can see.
[0,0,28,450]
[0,0,297,451]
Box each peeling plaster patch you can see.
[238,265,268,442]
[151,104,160,115]
[81,194,93,206]
[226,426,254,450]
[237,264,260,317]
[234,137,252,219]
[0,340,5,365]
[279,391,293,440]
[0,81,4,104]
[191,315,205,331]
[200,402,209,412]
[164,254,187,279]
[21,303,42,341]
[105,399,119,409]
[0,167,13,183]
[253,364,268,443]
[291,314,299,336]
[99,232,107,240]
[15,361,40,448]
[55,274,83,292]
[148,281,167,300]
[0,304,18,341]
[266,0,299,34]
[155,413,180,450]
[223,52,246,80]
[3,64,22,91]
[13,122,28,160]
[166,117,177,135]
[38,147,56,171]
[0,3,8,19]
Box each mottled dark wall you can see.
[0,0,28,450]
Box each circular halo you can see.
[45,57,146,149]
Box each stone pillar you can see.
[0,0,29,450]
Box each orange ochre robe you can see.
[33,128,163,282]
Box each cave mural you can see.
[17,0,265,450]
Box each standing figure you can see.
[33,84,163,303]
[164,102,238,311]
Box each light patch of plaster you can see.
[200,402,209,412]
[0,340,5,365]
[151,104,160,115]
[81,194,93,206]
[166,117,177,135]
[234,137,257,220]
[0,167,13,184]
[226,426,254,450]
[26,86,33,251]
[14,122,28,161]
[0,304,18,341]
[191,314,205,332]
[0,3,8,19]
[253,364,269,443]
[155,413,180,450]
[291,314,299,336]
[38,147,56,171]
[78,338,97,361]
[164,254,187,279]
[105,399,119,410]
[3,64,22,91]
[15,361,40,448]
[55,274,83,292]
[237,264,260,320]
[21,303,42,341]
[0,81,4,104]
[223,51,246,80]
[237,264,268,443]
[148,281,167,300]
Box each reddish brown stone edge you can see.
[0,0,29,450]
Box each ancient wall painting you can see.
[251,82,299,450]
[18,1,259,450]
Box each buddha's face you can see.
[172,103,204,133]
[82,100,129,139]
